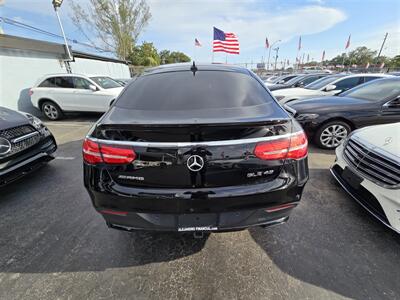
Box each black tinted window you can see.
[39,78,55,87]
[74,77,92,89]
[116,71,274,110]
[302,76,319,85]
[54,77,74,88]
[363,76,381,83]
[334,77,362,91]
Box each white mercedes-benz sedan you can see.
[331,122,400,233]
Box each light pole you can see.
[273,47,279,72]
[52,0,73,63]
[267,40,281,72]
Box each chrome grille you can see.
[0,125,35,139]
[343,138,400,188]
[0,125,40,156]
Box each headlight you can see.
[23,113,43,130]
[275,95,285,101]
[295,113,319,121]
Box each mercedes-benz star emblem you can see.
[0,137,12,156]
[383,137,393,146]
[187,155,204,172]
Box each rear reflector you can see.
[100,209,128,216]
[265,203,297,213]
[83,138,136,165]
[254,131,308,160]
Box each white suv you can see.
[30,74,125,120]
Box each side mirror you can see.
[325,84,337,92]
[277,80,285,84]
[89,84,97,91]
[296,82,304,87]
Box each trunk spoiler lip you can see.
[95,118,291,128]
[86,131,303,148]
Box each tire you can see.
[314,120,351,150]
[41,101,63,120]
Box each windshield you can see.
[304,75,344,90]
[340,79,400,101]
[90,76,122,89]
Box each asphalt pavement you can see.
[0,116,399,300]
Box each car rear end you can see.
[83,65,309,232]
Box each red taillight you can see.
[83,139,103,164]
[100,209,128,216]
[265,203,297,213]
[254,131,308,160]
[82,138,136,164]
[28,89,34,96]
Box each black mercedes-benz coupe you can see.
[286,77,400,149]
[83,63,309,233]
[0,107,57,186]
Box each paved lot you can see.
[1,116,399,300]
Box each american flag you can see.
[213,27,239,54]
[265,37,270,49]
[195,38,202,47]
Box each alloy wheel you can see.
[43,104,59,120]
[320,124,348,148]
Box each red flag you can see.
[298,36,302,51]
[345,34,351,49]
[265,37,270,48]
[379,62,385,69]
[322,50,325,62]
[195,38,202,47]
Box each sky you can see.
[1,0,399,67]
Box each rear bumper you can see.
[0,136,57,186]
[84,158,308,232]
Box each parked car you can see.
[83,63,309,233]
[268,73,328,91]
[0,106,57,186]
[331,122,400,234]
[264,74,299,86]
[273,73,392,104]
[114,78,132,86]
[285,77,400,149]
[30,74,124,120]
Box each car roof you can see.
[340,73,393,78]
[142,63,251,76]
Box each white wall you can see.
[0,48,67,114]
[70,58,130,78]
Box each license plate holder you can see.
[178,213,218,231]
[342,167,363,189]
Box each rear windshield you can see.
[116,70,275,110]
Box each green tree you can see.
[159,50,191,64]
[389,55,400,68]
[69,0,151,60]
[129,42,160,66]
[348,46,377,66]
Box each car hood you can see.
[102,87,124,96]
[352,122,400,158]
[287,96,368,113]
[272,87,324,98]
[0,107,29,130]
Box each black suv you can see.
[0,107,57,186]
[83,63,309,232]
